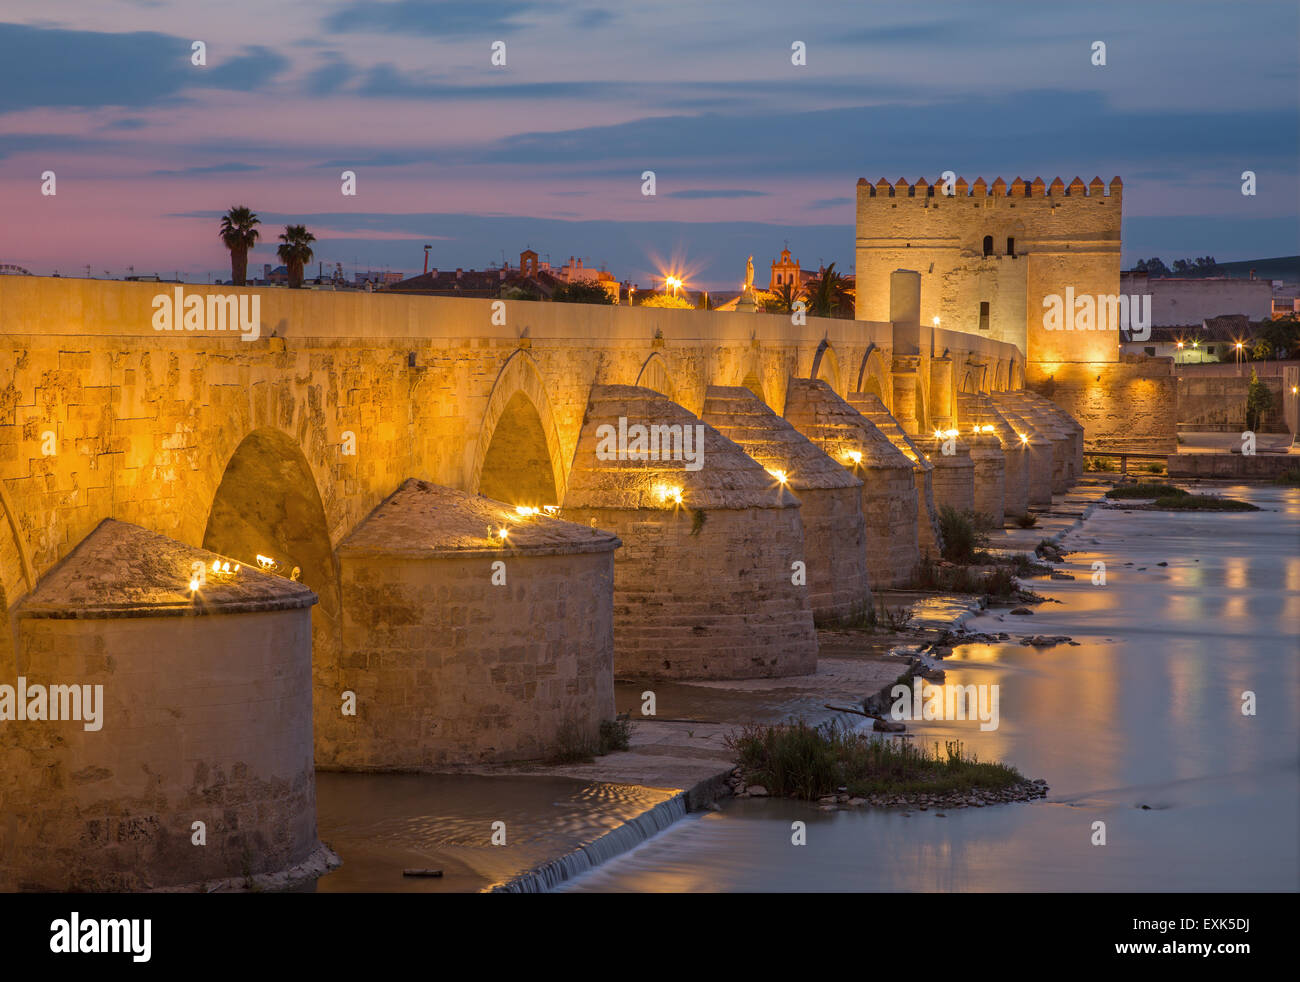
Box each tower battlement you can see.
[857,175,1122,200]
[854,170,1124,367]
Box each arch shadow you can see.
[634,352,676,403]
[809,339,841,394]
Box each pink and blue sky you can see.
[1,0,1297,288]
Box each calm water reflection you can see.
[561,485,1300,892]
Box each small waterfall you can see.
[492,793,689,893]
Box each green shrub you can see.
[937,506,990,562]
[1015,513,1038,528]
[910,557,1019,597]
[1245,368,1273,431]
[726,719,1024,800]
[599,717,633,754]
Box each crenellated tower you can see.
[854,175,1124,366]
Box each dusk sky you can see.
[2,0,1297,288]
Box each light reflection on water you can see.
[561,485,1300,892]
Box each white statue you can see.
[744,255,754,291]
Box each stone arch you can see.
[854,344,890,406]
[202,427,341,765]
[959,366,980,393]
[635,352,676,402]
[994,359,1009,392]
[202,429,339,619]
[472,349,564,507]
[1009,358,1024,390]
[809,339,841,394]
[0,482,35,671]
[738,346,767,406]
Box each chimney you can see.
[456,268,463,279]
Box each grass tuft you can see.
[1151,494,1259,511]
[726,719,1024,800]
[1105,483,1187,499]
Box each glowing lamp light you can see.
[845,450,863,465]
[543,505,559,515]
[767,468,789,484]
[1176,341,1184,349]
[515,505,540,517]
[1192,340,1199,348]
[497,527,510,541]
[256,554,277,570]
[655,484,684,506]
[188,577,200,592]
[1292,386,1298,395]
[934,429,944,439]
[1019,434,1029,444]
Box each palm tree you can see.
[803,262,855,318]
[762,279,802,314]
[276,225,316,289]
[219,206,260,286]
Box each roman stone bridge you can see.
[1,273,1081,890]
[1,275,1025,643]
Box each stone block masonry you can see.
[333,480,618,768]
[783,378,919,588]
[702,385,871,625]
[0,520,320,892]
[563,386,817,680]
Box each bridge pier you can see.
[913,433,976,518]
[966,431,1007,527]
[0,520,321,891]
[783,378,919,588]
[960,393,1029,520]
[993,393,1072,493]
[562,385,817,680]
[847,392,944,560]
[703,385,871,625]
[332,480,619,768]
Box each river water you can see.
[559,484,1300,892]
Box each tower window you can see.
[1006,237,1015,257]
[979,301,990,331]
[982,235,993,257]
